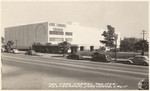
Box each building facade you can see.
[4,21,120,51]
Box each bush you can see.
[78,50,149,59]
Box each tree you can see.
[134,39,149,53]
[5,41,14,52]
[58,41,71,57]
[1,36,5,43]
[100,25,116,50]
[120,37,140,52]
[99,46,106,52]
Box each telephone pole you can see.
[141,30,147,40]
[141,30,147,55]
[114,34,118,61]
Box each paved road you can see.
[2,53,148,90]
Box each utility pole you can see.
[141,30,147,55]
[114,34,118,61]
[141,30,146,40]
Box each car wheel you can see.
[67,56,70,59]
[126,60,133,64]
[75,57,78,60]
[126,61,131,64]
[91,58,95,61]
[80,57,83,60]
[143,62,148,66]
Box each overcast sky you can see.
[1,1,149,39]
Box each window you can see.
[49,38,64,41]
[49,31,64,35]
[65,38,72,41]
[65,32,73,36]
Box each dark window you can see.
[49,38,64,41]
[65,32,73,36]
[90,46,94,51]
[80,46,84,51]
[49,31,64,35]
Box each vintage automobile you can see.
[12,49,19,54]
[138,78,149,90]
[91,52,111,62]
[1,47,5,52]
[25,50,36,55]
[66,53,83,60]
[127,55,149,66]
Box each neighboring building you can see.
[4,21,120,52]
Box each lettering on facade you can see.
[49,23,66,28]
[53,28,63,32]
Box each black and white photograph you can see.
[1,1,149,90]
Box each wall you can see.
[4,21,121,50]
[4,22,48,49]
[67,22,104,50]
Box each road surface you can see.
[1,53,149,90]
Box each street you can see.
[2,53,149,90]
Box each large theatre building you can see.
[4,21,120,53]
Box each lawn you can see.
[78,50,149,59]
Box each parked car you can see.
[12,49,19,54]
[67,53,83,60]
[25,50,36,55]
[91,52,111,62]
[7,49,13,53]
[138,78,149,90]
[127,55,149,66]
[1,47,6,52]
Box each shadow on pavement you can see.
[51,56,63,58]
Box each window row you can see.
[49,31,73,36]
[49,31,64,35]
[65,38,73,41]
[49,38,73,41]
[49,38,64,41]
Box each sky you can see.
[1,1,149,39]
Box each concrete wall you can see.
[67,22,104,50]
[4,22,48,49]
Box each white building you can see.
[4,21,120,51]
